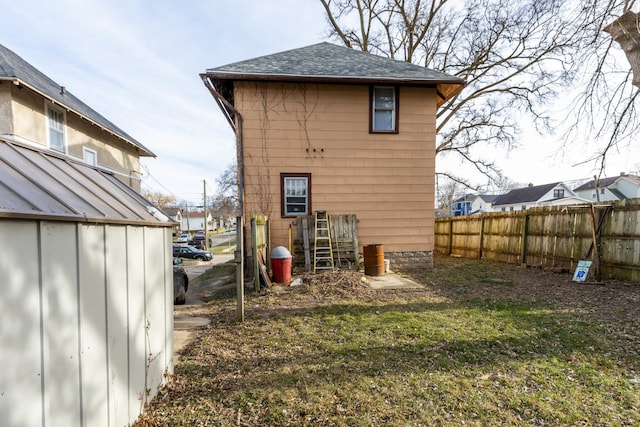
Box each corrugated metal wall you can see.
[0,220,173,427]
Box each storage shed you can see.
[0,138,175,427]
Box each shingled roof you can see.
[493,182,562,206]
[0,43,154,157]
[574,174,640,191]
[203,42,465,106]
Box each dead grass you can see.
[136,255,640,426]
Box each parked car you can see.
[172,245,213,261]
[176,233,191,243]
[188,235,206,249]
[195,230,205,236]
[172,257,189,305]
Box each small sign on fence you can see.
[573,260,592,282]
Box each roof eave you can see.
[202,71,465,106]
[0,76,156,158]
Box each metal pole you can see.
[203,179,208,247]
[235,215,244,322]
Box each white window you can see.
[47,105,66,152]
[281,173,311,217]
[83,147,97,165]
[553,189,565,198]
[371,86,397,132]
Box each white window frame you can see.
[371,86,397,132]
[46,103,66,153]
[83,147,97,166]
[281,173,311,217]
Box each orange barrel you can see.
[363,244,385,276]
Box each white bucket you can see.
[384,259,390,273]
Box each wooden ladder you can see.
[313,210,335,273]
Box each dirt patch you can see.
[419,254,640,328]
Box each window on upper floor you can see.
[47,104,66,153]
[521,205,527,210]
[83,147,97,166]
[371,86,398,133]
[553,189,565,198]
[281,173,311,217]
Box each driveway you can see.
[173,254,233,364]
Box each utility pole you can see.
[203,180,208,245]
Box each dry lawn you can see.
[135,255,640,426]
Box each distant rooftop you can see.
[493,182,562,205]
[574,174,640,191]
[0,43,154,157]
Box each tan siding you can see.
[6,86,142,190]
[238,82,436,253]
[11,85,47,146]
[0,84,12,134]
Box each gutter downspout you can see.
[199,74,244,220]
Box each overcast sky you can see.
[1,0,636,204]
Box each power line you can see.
[140,162,179,199]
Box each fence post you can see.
[266,218,271,274]
[251,217,260,293]
[520,214,529,265]
[448,219,453,255]
[235,215,244,322]
[479,216,485,259]
[589,204,601,281]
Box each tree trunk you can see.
[604,11,640,89]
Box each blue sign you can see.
[573,260,592,282]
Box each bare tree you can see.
[569,1,640,180]
[141,189,176,209]
[436,176,466,211]
[320,0,586,186]
[210,162,239,223]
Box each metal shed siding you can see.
[0,220,42,427]
[0,220,173,427]
[42,221,82,427]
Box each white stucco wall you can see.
[0,220,173,427]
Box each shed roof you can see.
[0,43,155,157]
[203,42,465,107]
[493,182,562,206]
[0,138,171,226]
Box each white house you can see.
[493,182,588,212]
[181,211,214,232]
[574,173,640,202]
[470,194,501,214]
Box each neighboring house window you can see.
[371,86,398,133]
[521,205,527,210]
[553,189,565,198]
[47,105,66,152]
[600,188,605,194]
[83,147,97,165]
[281,173,311,217]
[501,207,506,212]
[510,207,514,211]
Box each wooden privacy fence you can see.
[293,214,359,271]
[435,198,640,282]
